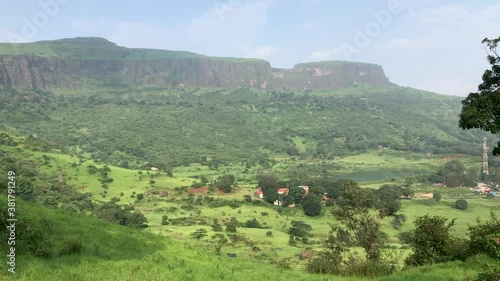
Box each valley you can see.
[0,37,499,281]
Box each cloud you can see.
[245,46,279,60]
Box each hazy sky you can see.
[1,0,499,96]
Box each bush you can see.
[266,231,273,237]
[288,220,312,238]
[325,199,335,207]
[468,213,500,259]
[405,215,455,266]
[245,218,262,229]
[454,199,468,210]
[433,192,442,201]
[475,268,500,281]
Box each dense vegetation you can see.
[0,85,492,171]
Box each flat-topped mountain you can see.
[0,37,389,91]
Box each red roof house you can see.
[277,188,289,194]
[255,188,263,198]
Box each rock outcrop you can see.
[0,37,390,91]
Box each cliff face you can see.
[0,38,390,91]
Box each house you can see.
[255,188,264,198]
[150,167,159,171]
[273,200,282,206]
[277,188,289,195]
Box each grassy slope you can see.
[1,138,499,280]
[1,196,497,281]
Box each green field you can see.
[1,137,499,280]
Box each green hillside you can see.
[0,85,493,170]
[1,133,499,280]
[1,186,499,281]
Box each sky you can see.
[1,0,499,96]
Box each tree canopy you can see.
[459,36,500,155]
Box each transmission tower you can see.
[483,137,489,176]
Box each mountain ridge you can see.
[0,37,390,91]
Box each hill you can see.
[0,84,493,169]
[0,37,389,91]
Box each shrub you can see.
[454,199,468,210]
[433,192,442,201]
[325,199,335,207]
[288,220,312,238]
[474,268,500,281]
[245,218,262,229]
[391,214,407,230]
[266,231,273,237]
[405,215,455,266]
[468,212,500,259]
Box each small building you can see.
[273,200,282,206]
[150,167,159,171]
[255,188,264,199]
[277,188,289,195]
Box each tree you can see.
[258,173,279,203]
[302,194,322,216]
[288,186,306,204]
[216,174,235,193]
[288,220,312,238]
[454,199,469,210]
[405,215,456,266]
[374,184,403,217]
[442,160,467,187]
[459,37,500,155]
[190,229,208,241]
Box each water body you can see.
[329,168,428,182]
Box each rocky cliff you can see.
[0,37,390,91]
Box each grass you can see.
[1,141,498,280]
[2,195,498,280]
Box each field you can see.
[2,140,498,280]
